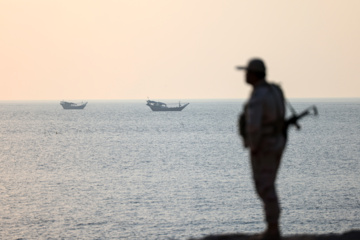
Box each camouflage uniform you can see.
[244,79,286,225]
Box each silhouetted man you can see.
[237,58,286,240]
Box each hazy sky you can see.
[1,0,359,100]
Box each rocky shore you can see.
[189,230,360,240]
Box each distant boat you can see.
[60,101,87,109]
[146,100,189,111]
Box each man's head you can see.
[236,58,266,85]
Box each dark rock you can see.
[189,230,360,240]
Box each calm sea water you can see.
[0,99,359,240]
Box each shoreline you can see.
[190,230,360,240]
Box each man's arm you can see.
[246,95,263,153]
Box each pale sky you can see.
[1,0,359,100]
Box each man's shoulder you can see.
[250,82,285,104]
[267,82,285,99]
[268,82,283,92]
[249,88,268,105]
[252,83,272,97]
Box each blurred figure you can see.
[237,58,286,240]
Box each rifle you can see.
[238,103,318,146]
[283,103,318,139]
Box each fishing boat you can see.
[60,101,87,109]
[146,100,189,111]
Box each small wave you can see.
[76,221,108,227]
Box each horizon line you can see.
[0,97,359,102]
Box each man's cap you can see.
[236,58,266,73]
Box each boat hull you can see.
[146,100,189,111]
[60,101,87,109]
[148,103,189,111]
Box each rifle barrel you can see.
[298,110,310,119]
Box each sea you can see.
[0,99,359,240]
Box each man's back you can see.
[246,80,286,152]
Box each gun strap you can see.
[265,83,285,135]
